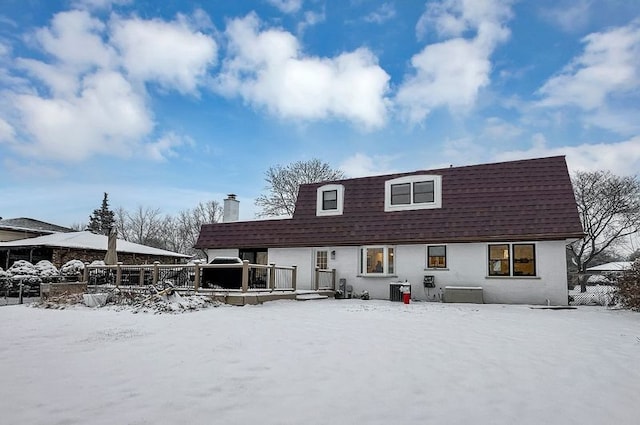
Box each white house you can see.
[195,156,584,305]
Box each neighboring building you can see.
[586,262,633,273]
[586,262,633,285]
[0,231,190,269]
[0,217,73,242]
[195,156,584,305]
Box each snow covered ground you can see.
[1,299,638,425]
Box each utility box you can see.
[390,282,410,302]
[443,286,483,303]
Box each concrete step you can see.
[296,294,329,301]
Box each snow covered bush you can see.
[617,260,640,311]
[60,260,85,276]
[0,267,10,291]
[35,261,60,279]
[7,260,39,278]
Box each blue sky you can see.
[1,0,639,226]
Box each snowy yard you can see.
[0,300,638,425]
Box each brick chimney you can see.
[223,194,240,223]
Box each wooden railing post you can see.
[314,267,319,290]
[194,263,201,292]
[138,267,145,286]
[292,265,297,291]
[83,262,89,283]
[332,268,336,290]
[116,262,122,288]
[152,261,160,285]
[241,260,250,293]
[269,263,276,291]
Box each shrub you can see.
[617,260,640,311]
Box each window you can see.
[385,175,442,212]
[488,244,510,276]
[316,184,345,216]
[316,250,328,270]
[359,246,395,276]
[391,183,411,205]
[488,243,537,277]
[322,190,337,210]
[513,244,536,276]
[413,181,434,203]
[427,245,446,268]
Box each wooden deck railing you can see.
[83,260,298,293]
[314,268,336,290]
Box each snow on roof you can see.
[0,231,190,258]
[586,262,632,272]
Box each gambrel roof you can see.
[195,156,584,249]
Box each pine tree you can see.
[87,193,115,235]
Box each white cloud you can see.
[339,153,397,178]
[145,132,193,161]
[0,117,15,142]
[110,14,217,94]
[2,8,219,162]
[482,116,522,140]
[540,0,592,33]
[266,0,302,14]
[33,10,116,71]
[14,70,153,161]
[398,0,513,123]
[537,22,640,110]
[297,9,325,35]
[214,14,390,129]
[496,135,640,176]
[364,3,396,24]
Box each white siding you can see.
[269,241,569,305]
[268,248,315,290]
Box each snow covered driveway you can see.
[1,300,638,425]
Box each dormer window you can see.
[385,175,442,212]
[322,190,338,210]
[316,184,344,216]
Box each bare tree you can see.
[114,201,223,256]
[173,201,223,256]
[122,206,165,248]
[255,159,345,217]
[568,170,640,292]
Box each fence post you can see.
[116,262,122,288]
[332,268,336,290]
[292,265,297,291]
[83,262,89,283]
[194,263,201,292]
[241,260,249,293]
[314,267,319,290]
[152,261,160,285]
[269,263,276,291]
[138,267,145,286]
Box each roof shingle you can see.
[196,156,584,249]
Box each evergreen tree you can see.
[87,193,115,235]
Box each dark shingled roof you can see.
[195,156,584,249]
[0,217,74,234]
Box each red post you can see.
[403,292,410,304]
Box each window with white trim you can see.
[316,184,345,216]
[488,243,537,277]
[359,246,395,276]
[385,175,442,212]
[427,245,446,268]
